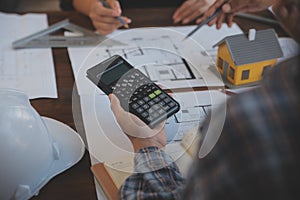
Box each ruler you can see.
[12,19,123,49]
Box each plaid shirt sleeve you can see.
[119,146,185,200]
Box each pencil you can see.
[101,0,129,28]
[183,1,227,40]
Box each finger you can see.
[91,2,104,15]
[108,93,113,102]
[204,0,226,18]
[92,14,124,35]
[120,16,132,26]
[108,0,122,16]
[93,22,119,35]
[156,83,163,88]
[196,0,228,24]
[167,92,174,98]
[91,13,131,34]
[93,15,131,28]
[216,13,225,29]
[226,13,235,27]
[225,2,264,14]
[173,0,197,23]
[182,8,204,24]
[182,0,210,24]
[109,94,144,124]
[109,94,124,116]
[222,2,232,13]
[174,0,204,24]
[92,13,121,24]
[152,120,167,133]
[205,16,217,26]
[99,1,120,17]
[196,10,216,24]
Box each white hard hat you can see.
[0,89,85,200]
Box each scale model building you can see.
[213,29,283,87]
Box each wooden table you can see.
[29,7,288,200]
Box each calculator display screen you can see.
[100,61,132,85]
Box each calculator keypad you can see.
[112,69,179,127]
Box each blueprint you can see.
[68,24,243,96]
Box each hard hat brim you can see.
[30,117,85,198]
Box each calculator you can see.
[86,55,180,128]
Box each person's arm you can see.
[120,147,185,200]
[109,94,185,199]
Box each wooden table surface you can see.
[29,7,288,200]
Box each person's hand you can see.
[88,0,131,35]
[173,0,215,24]
[109,94,167,152]
[197,0,276,29]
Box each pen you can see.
[101,0,129,29]
[183,1,227,40]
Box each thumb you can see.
[109,94,123,115]
[109,0,122,15]
[222,2,232,13]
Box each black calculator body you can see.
[86,55,180,128]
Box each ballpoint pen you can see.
[101,0,129,28]
[182,1,227,41]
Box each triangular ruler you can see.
[12,19,123,49]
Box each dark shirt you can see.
[60,0,74,10]
[0,0,20,12]
[119,0,184,8]
[61,0,184,10]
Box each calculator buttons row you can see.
[111,69,179,126]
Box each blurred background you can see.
[0,0,61,12]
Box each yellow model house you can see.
[213,29,283,87]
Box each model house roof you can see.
[213,29,283,66]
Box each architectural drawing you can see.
[101,34,200,83]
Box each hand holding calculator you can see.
[87,55,180,128]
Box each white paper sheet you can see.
[0,12,57,99]
[68,24,243,96]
